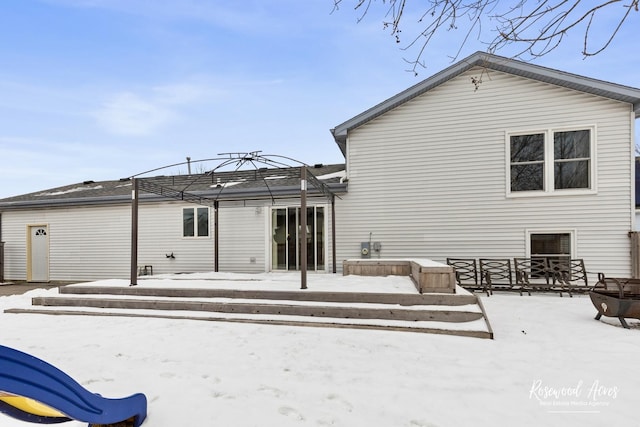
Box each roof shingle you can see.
[0,164,347,210]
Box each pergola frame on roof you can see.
[129,152,341,289]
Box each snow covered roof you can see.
[331,51,640,155]
[0,164,347,210]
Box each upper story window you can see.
[554,130,591,189]
[510,133,545,191]
[508,128,594,196]
[183,207,209,237]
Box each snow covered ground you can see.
[0,272,638,427]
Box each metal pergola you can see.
[129,152,340,289]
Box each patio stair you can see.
[5,285,493,339]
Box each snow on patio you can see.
[0,272,638,427]
[81,271,422,293]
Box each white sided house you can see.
[2,52,640,284]
[0,164,346,282]
[331,51,640,281]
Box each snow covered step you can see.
[30,296,484,323]
[58,285,477,306]
[7,284,493,338]
[5,306,492,339]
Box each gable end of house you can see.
[331,51,640,155]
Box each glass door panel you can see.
[272,208,287,270]
[287,208,298,270]
[271,206,325,271]
[316,207,325,270]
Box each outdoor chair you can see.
[548,258,590,297]
[479,258,521,296]
[446,258,480,293]
[513,257,559,295]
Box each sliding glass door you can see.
[271,206,325,271]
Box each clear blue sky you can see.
[1,0,638,198]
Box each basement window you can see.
[528,232,573,266]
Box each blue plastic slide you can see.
[0,344,147,426]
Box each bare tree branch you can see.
[332,0,639,73]
[493,0,636,58]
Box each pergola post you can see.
[300,166,307,289]
[214,200,219,272]
[0,241,4,284]
[130,178,139,286]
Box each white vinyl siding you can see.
[217,203,266,273]
[2,202,217,281]
[336,67,634,280]
[137,202,215,275]
[1,196,335,281]
[2,205,131,281]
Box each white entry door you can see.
[29,225,49,282]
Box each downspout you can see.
[631,111,637,232]
[331,195,337,274]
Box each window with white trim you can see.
[183,207,209,237]
[508,128,594,195]
[530,233,572,265]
